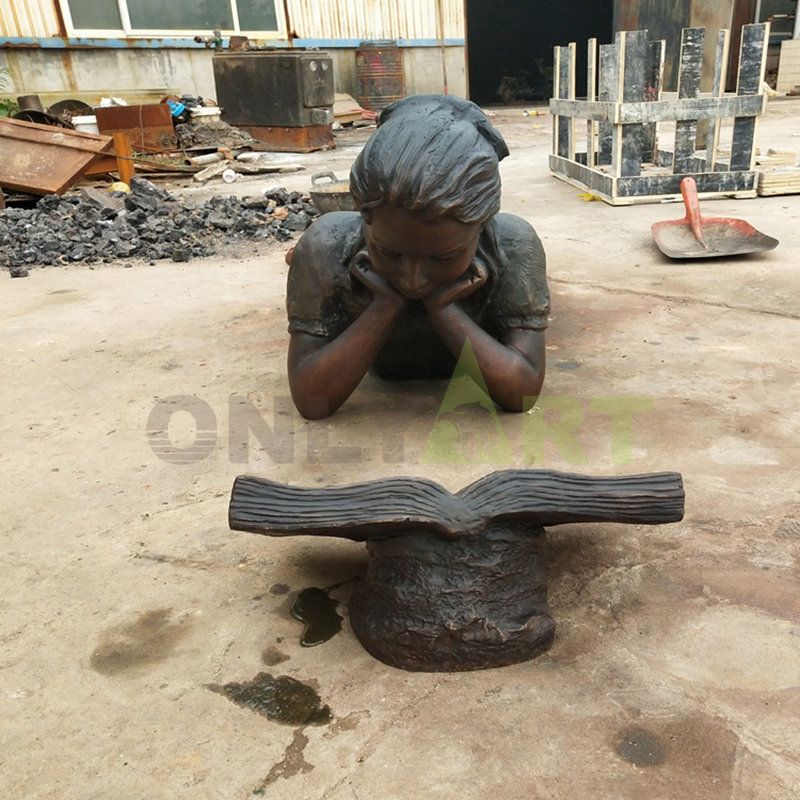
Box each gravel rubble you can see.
[0,178,318,278]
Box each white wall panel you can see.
[0,0,61,37]
[286,0,464,41]
[0,0,464,40]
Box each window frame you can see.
[59,0,286,39]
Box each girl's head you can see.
[350,95,509,299]
[349,94,509,226]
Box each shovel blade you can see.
[652,217,779,259]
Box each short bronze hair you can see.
[349,94,509,225]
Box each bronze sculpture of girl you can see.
[286,94,550,418]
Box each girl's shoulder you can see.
[293,211,365,273]
[477,212,549,332]
[484,212,543,252]
[286,212,365,338]
[479,212,545,277]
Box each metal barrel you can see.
[355,40,406,112]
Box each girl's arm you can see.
[288,256,407,419]
[423,264,545,412]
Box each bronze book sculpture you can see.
[229,470,684,672]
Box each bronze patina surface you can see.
[229,470,685,672]
[286,95,550,418]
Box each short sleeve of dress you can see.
[286,212,364,338]
[485,213,550,335]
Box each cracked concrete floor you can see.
[2,100,800,799]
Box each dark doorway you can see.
[466,0,615,105]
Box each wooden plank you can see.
[621,94,762,122]
[549,98,617,122]
[615,169,756,198]
[549,153,615,197]
[551,159,756,205]
[598,43,617,166]
[0,117,113,195]
[730,121,757,172]
[707,28,731,172]
[642,39,665,163]
[736,22,768,94]
[552,45,561,157]
[654,148,673,168]
[556,43,576,160]
[730,23,769,172]
[334,92,365,123]
[0,116,112,153]
[558,46,569,158]
[85,156,198,176]
[610,31,628,179]
[549,170,616,203]
[757,167,800,196]
[112,132,135,185]
[619,29,649,178]
[673,27,706,174]
[586,37,597,168]
[566,43,576,99]
[549,94,763,124]
[654,150,707,172]
[606,186,755,205]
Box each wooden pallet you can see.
[757,167,800,195]
[549,24,770,205]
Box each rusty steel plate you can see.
[94,104,176,154]
[239,125,333,153]
[0,117,113,195]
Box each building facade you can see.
[0,0,466,104]
[2,0,795,107]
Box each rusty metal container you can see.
[94,104,176,153]
[213,49,334,153]
[212,50,334,128]
[236,125,333,154]
[355,40,406,112]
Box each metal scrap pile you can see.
[0,178,317,277]
[175,119,258,150]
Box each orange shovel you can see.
[652,177,778,259]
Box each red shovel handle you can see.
[680,177,707,246]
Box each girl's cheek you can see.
[374,263,404,288]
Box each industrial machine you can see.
[212,49,335,152]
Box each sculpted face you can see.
[364,205,482,299]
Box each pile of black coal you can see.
[0,178,318,278]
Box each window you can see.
[61,0,283,36]
[759,0,797,39]
[67,0,123,30]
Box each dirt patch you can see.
[90,608,193,676]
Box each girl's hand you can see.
[424,262,489,312]
[350,251,407,313]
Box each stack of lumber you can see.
[756,148,800,196]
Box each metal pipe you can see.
[282,0,293,47]
[436,0,449,95]
[794,0,800,38]
[185,152,224,166]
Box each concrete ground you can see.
[2,100,800,800]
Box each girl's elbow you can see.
[288,376,336,419]
[499,369,544,412]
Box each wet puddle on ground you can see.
[616,726,666,766]
[290,587,343,647]
[208,672,332,725]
